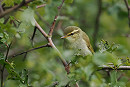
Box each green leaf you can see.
[0,33,3,38]
[2,0,15,6]
[20,8,35,26]
[0,58,6,65]
[0,59,15,72]
[0,18,4,23]
[7,67,29,85]
[99,40,119,53]
[110,71,117,86]
[0,59,21,81]
[65,0,73,3]
[14,0,23,4]
[22,69,29,84]
[93,52,121,66]
[0,53,4,58]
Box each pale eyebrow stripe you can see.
[67,30,79,36]
[71,30,79,33]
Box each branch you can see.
[34,0,70,74]
[3,16,9,24]
[1,43,12,87]
[35,0,78,86]
[49,81,59,87]
[99,65,130,70]
[124,0,130,27]
[75,82,79,87]
[48,16,58,36]
[93,0,102,50]
[36,4,46,9]
[35,19,69,71]
[57,0,65,10]
[31,26,37,41]
[47,1,69,68]
[23,52,28,61]
[34,19,48,39]
[12,44,50,58]
[89,65,130,81]
[0,0,34,18]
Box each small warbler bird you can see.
[61,26,94,56]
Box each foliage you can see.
[0,0,130,87]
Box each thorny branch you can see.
[34,0,80,86]
[93,0,102,50]
[34,18,69,73]
[1,43,12,87]
[124,0,130,28]
[34,0,70,73]
[0,0,74,86]
[1,0,130,86]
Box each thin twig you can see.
[49,81,59,87]
[57,0,65,10]
[48,0,69,70]
[31,26,37,41]
[23,52,28,61]
[93,0,102,50]
[12,44,51,58]
[34,0,70,74]
[0,0,34,18]
[89,65,130,81]
[3,16,9,24]
[99,65,130,70]
[124,0,130,27]
[34,19,48,39]
[1,43,12,87]
[48,16,58,36]
[48,37,68,68]
[36,4,46,9]
[34,0,78,85]
[75,82,79,87]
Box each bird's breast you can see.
[69,38,92,56]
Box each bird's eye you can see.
[67,33,74,36]
[70,33,74,35]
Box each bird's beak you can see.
[61,35,68,39]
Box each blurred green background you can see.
[0,0,130,87]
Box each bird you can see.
[61,26,94,56]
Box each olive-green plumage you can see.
[61,26,94,56]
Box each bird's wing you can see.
[82,31,94,54]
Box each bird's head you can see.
[61,26,82,42]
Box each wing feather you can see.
[82,31,94,54]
